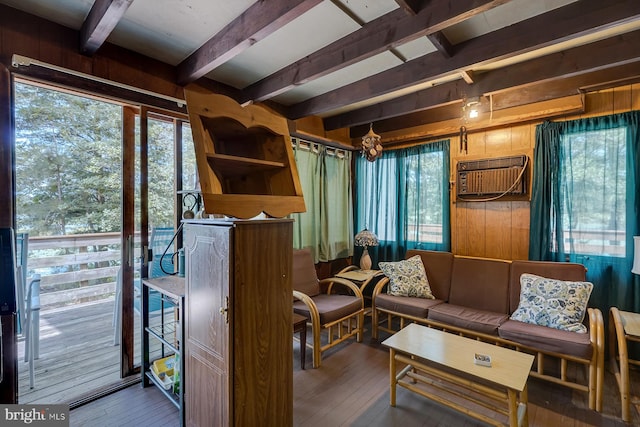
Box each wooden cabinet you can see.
[183,219,293,427]
[184,85,306,219]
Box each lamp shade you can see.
[633,236,640,275]
[354,229,378,248]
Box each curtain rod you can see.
[11,54,185,108]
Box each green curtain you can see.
[530,111,640,315]
[355,139,450,266]
[291,139,353,263]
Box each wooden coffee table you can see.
[383,323,534,427]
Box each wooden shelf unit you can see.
[184,85,306,219]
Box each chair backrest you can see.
[16,233,29,291]
[26,273,41,312]
[150,227,175,277]
[16,233,28,269]
[292,249,320,297]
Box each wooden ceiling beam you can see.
[292,0,640,120]
[378,95,585,146]
[460,70,475,84]
[394,0,426,15]
[177,0,322,86]
[349,61,640,136]
[79,0,133,56]
[241,0,511,103]
[428,31,455,58]
[325,28,640,130]
[492,62,640,110]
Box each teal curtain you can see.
[291,139,353,262]
[355,139,450,266]
[530,111,640,315]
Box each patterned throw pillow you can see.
[379,255,434,299]
[510,273,593,333]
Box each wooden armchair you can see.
[292,249,364,368]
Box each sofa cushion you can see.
[509,260,586,313]
[427,303,509,335]
[448,256,511,313]
[379,255,435,299]
[499,319,593,360]
[405,250,453,300]
[375,294,444,318]
[510,273,593,333]
[293,294,361,325]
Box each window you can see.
[405,149,446,245]
[355,140,450,262]
[530,111,640,315]
[557,128,627,257]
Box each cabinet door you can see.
[184,224,231,427]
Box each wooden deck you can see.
[18,297,172,405]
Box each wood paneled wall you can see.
[450,84,640,260]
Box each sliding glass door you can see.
[13,80,135,403]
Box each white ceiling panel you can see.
[444,0,578,45]
[334,0,398,22]
[394,36,437,61]
[206,1,362,88]
[110,0,257,65]
[0,0,92,30]
[272,50,404,105]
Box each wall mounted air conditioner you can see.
[456,155,528,199]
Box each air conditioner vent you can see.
[457,155,527,198]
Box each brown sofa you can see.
[371,249,605,412]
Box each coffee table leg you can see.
[390,348,396,407]
[520,384,529,427]
[508,387,530,427]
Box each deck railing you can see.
[25,232,135,310]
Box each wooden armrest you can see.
[319,277,363,299]
[292,290,320,326]
[371,277,390,298]
[588,308,604,351]
[588,307,605,412]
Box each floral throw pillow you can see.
[510,273,593,333]
[379,255,434,299]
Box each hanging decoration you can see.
[361,123,383,162]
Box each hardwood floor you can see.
[70,384,179,427]
[70,328,640,426]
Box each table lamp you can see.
[355,228,378,271]
[632,236,640,275]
